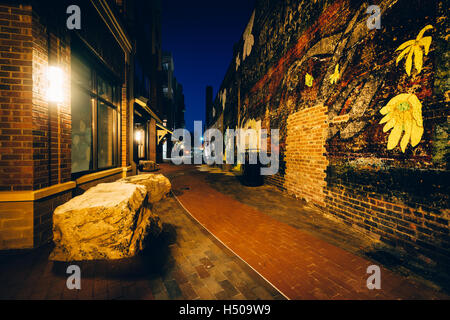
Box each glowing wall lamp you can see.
[135,129,145,159]
[47,66,64,103]
[135,130,143,144]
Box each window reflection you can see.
[98,75,113,102]
[71,86,93,173]
[98,101,116,169]
[71,51,120,175]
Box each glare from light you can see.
[135,131,142,143]
[47,66,64,103]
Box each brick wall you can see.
[284,104,329,207]
[32,14,71,190]
[325,182,450,259]
[264,173,285,191]
[0,3,71,192]
[215,0,449,264]
[33,190,71,247]
[0,201,33,249]
[0,4,34,191]
[31,12,49,190]
[0,3,73,250]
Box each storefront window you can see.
[72,54,92,89]
[98,101,116,169]
[71,85,93,173]
[71,51,120,175]
[98,75,113,102]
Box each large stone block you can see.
[49,177,169,261]
[139,160,159,172]
[119,174,171,204]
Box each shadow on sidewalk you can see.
[51,222,178,281]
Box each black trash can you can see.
[242,150,264,186]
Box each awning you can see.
[134,97,163,124]
[156,123,172,134]
[133,97,177,144]
[157,124,174,144]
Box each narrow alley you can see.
[0,0,448,309]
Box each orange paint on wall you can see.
[249,0,348,109]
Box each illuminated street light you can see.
[135,130,143,143]
[47,66,64,103]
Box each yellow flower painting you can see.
[379,93,424,152]
[395,25,433,76]
[329,64,340,84]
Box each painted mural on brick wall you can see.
[209,0,449,258]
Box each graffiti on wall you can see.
[395,25,433,76]
[217,0,446,176]
[379,93,424,152]
[243,11,256,62]
[211,0,449,261]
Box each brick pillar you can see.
[121,69,128,167]
[149,118,156,162]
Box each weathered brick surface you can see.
[325,182,450,259]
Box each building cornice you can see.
[90,0,132,54]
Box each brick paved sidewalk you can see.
[0,194,283,300]
[168,165,448,300]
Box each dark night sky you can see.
[161,0,256,132]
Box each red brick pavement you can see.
[167,166,448,300]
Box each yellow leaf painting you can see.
[305,73,314,87]
[379,94,424,152]
[395,25,433,76]
[329,64,340,84]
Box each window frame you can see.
[71,50,122,180]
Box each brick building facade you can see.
[209,0,449,264]
[120,0,169,166]
[0,0,139,250]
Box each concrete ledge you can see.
[0,181,76,202]
[76,168,123,185]
[0,167,133,203]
